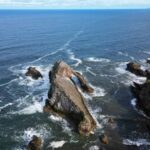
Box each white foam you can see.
[18,65,50,89]
[49,115,62,122]
[123,139,150,146]
[115,62,146,85]
[91,85,106,97]
[67,49,82,67]
[22,126,50,146]
[23,128,40,144]
[86,57,110,63]
[48,140,66,149]
[89,145,99,150]
[17,100,44,114]
[11,93,47,115]
[0,103,13,112]
[131,98,136,107]
[115,62,128,74]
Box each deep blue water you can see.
[1,10,150,150]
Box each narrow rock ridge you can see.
[44,61,96,136]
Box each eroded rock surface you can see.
[25,67,43,80]
[44,61,96,136]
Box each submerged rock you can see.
[25,67,43,80]
[126,62,146,77]
[27,135,42,150]
[44,61,96,136]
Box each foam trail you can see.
[86,66,96,76]
[0,78,17,87]
[123,139,150,146]
[118,51,135,60]
[67,49,82,67]
[9,30,83,70]
[86,57,110,63]
[0,103,13,112]
[28,30,83,64]
[143,51,150,55]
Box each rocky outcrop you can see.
[131,81,150,117]
[126,62,146,77]
[25,67,43,80]
[44,61,96,136]
[27,135,42,150]
[127,61,150,117]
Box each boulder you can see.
[131,81,150,117]
[27,135,42,150]
[25,67,43,80]
[44,61,96,136]
[126,62,146,77]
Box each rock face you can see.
[27,135,42,150]
[25,67,43,80]
[131,81,150,117]
[126,62,146,77]
[44,61,96,136]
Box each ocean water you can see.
[0,10,150,150]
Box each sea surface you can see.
[0,9,150,150]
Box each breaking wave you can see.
[86,57,110,63]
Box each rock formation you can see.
[126,62,146,77]
[27,135,42,150]
[25,67,43,80]
[44,61,96,136]
[127,61,150,117]
[131,81,150,117]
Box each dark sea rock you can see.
[126,61,150,117]
[27,135,42,150]
[126,62,146,77]
[131,81,150,117]
[44,61,96,136]
[25,67,43,80]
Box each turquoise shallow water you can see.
[1,10,150,150]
